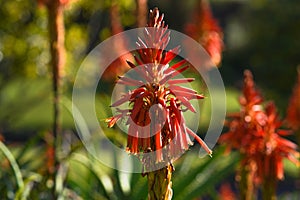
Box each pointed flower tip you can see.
[244,69,253,80]
[100,118,108,122]
[105,116,120,128]
[206,148,213,157]
[104,117,111,123]
[126,60,136,68]
[105,117,114,128]
[197,94,205,99]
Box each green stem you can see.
[47,0,65,153]
[262,178,276,200]
[135,0,147,27]
[46,0,66,197]
[0,141,24,190]
[239,160,255,200]
[147,164,173,200]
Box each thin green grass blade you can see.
[0,141,24,191]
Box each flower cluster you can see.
[219,70,299,186]
[184,0,223,66]
[286,68,300,131]
[106,8,212,166]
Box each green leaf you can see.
[0,141,24,191]
[173,147,239,200]
[15,173,42,200]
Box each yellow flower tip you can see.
[105,117,116,128]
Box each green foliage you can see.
[172,146,239,199]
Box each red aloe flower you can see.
[102,3,133,80]
[286,68,300,131]
[219,183,237,200]
[286,68,300,172]
[219,70,265,154]
[184,0,223,66]
[255,102,299,181]
[106,8,212,167]
[219,70,299,198]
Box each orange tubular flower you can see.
[286,68,300,131]
[219,70,265,155]
[184,0,223,66]
[219,70,299,198]
[219,183,237,200]
[106,8,212,167]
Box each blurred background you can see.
[0,0,299,199]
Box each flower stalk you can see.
[47,0,65,188]
[262,175,276,200]
[184,0,223,66]
[238,160,256,200]
[135,0,147,27]
[147,164,173,200]
[40,0,67,197]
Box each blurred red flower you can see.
[286,68,300,131]
[101,3,133,80]
[219,70,299,188]
[219,183,237,200]
[184,0,223,66]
